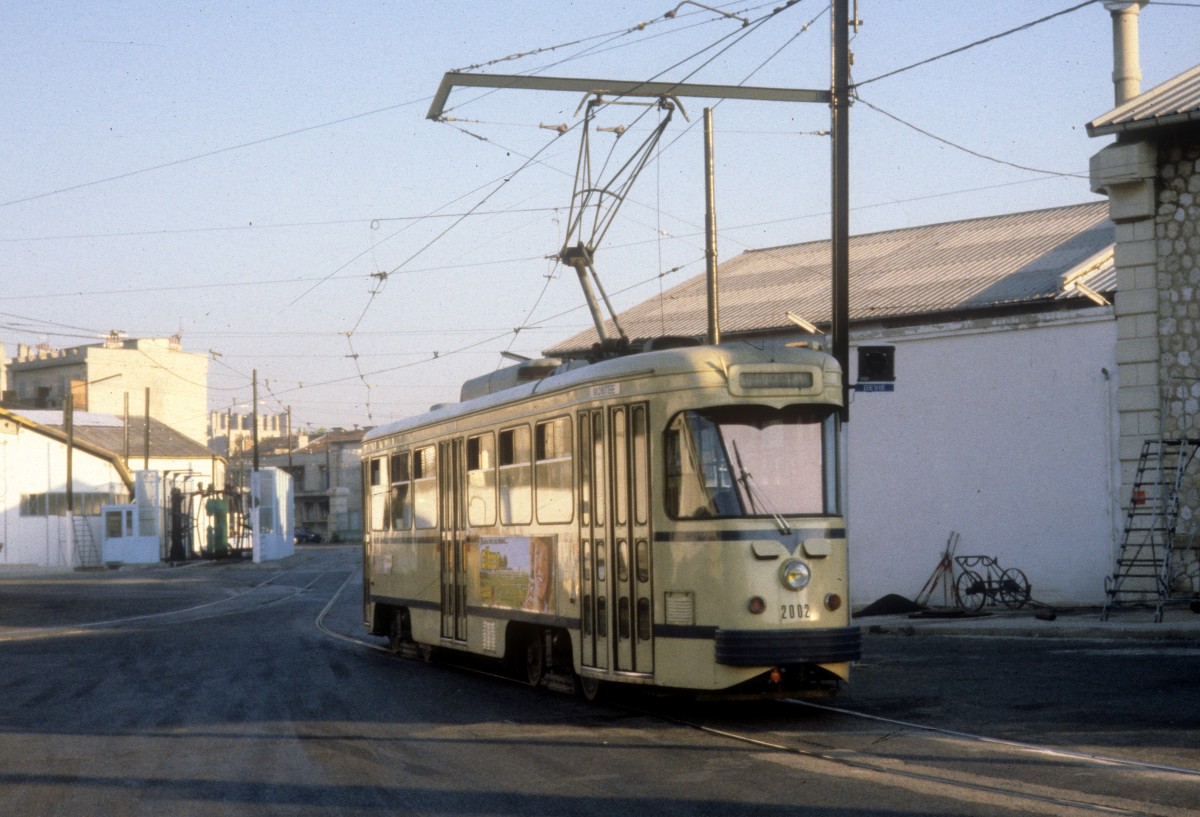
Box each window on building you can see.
[20,492,124,517]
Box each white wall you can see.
[847,309,1118,607]
[0,428,129,568]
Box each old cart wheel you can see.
[525,631,545,687]
[955,569,986,612]
[998,568,1031,609]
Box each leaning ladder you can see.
[1103,438,1200,621]
[73,514,102,569]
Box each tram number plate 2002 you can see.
[780,603,811,621]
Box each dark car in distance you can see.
[294,527,323,544]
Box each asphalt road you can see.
[1,545,1196,816]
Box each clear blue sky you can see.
[2,1,1196,432]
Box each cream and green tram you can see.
[362,341,862,698]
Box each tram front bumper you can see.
[714,625,862,666]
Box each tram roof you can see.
[363,341,834,444]
[549,201,1114,355]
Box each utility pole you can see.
[831,0,851,421]
[143,387,150,470]
[251,370,260,472]
[123,392,130,465]
[704,107,720,346]
[65,392,75,566]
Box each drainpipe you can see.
[1104,1,1147,106]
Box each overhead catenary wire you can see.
[854,0,1101,88]
[0,95,434,210]
[853,94,1089,179]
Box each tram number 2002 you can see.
[780,603,811,621]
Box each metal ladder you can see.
[1103,437,1200,621]
[73,514,103,569]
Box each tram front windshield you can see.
[666,405,839,519]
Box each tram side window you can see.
[390,451,412,530]
[535,417,572,524]
[498,426,532,525]
[467,433,496,527]
[665,414,723,518]
[369,456,389,531]
[413,446,438,529]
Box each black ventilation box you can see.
[857,345,895,383]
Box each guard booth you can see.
[251,467,294,563]
[100,471,161,564]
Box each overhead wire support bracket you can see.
[425,65,847,376]
[425,72,830,120]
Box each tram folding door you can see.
[439,439,467,643]
[579,404,652,678]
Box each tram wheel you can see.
[387,611,403,655]
[998,568,1031,609]
[579,675,603,703]
[955,569,986,612]
[525,631,545,687]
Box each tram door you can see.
[579,404,652,676]
[439,439,467,643]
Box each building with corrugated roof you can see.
[0,408,227,568]
[552,201,1120,607]
[552,202,1114,351]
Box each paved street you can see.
[1,545,1197,816]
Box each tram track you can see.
[0,550,359,642]
[317,610,1197,814]
[308,555,1199,816]
[655,703,1195,817]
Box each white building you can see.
[0,408,133,568]
[0,408,229,567]
[5,335,209,445]
[551,202,1119,607]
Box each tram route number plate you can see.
[781,603,811,621]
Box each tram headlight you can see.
[779,559,811,591]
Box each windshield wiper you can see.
[731,440,791,535]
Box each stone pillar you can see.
[1091,140,1160,503]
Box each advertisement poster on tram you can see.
[479,535,556,613]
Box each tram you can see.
[362,339,861,698]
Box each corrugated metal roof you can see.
[29,411,215,459]
[551,201,1114,353]
[1088,63,1200,137]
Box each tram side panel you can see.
[364,446,444,647]
[365,418,585,668]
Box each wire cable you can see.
[854,94,1088,179]
[855,1,1100,88]
[1,96,431,209]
